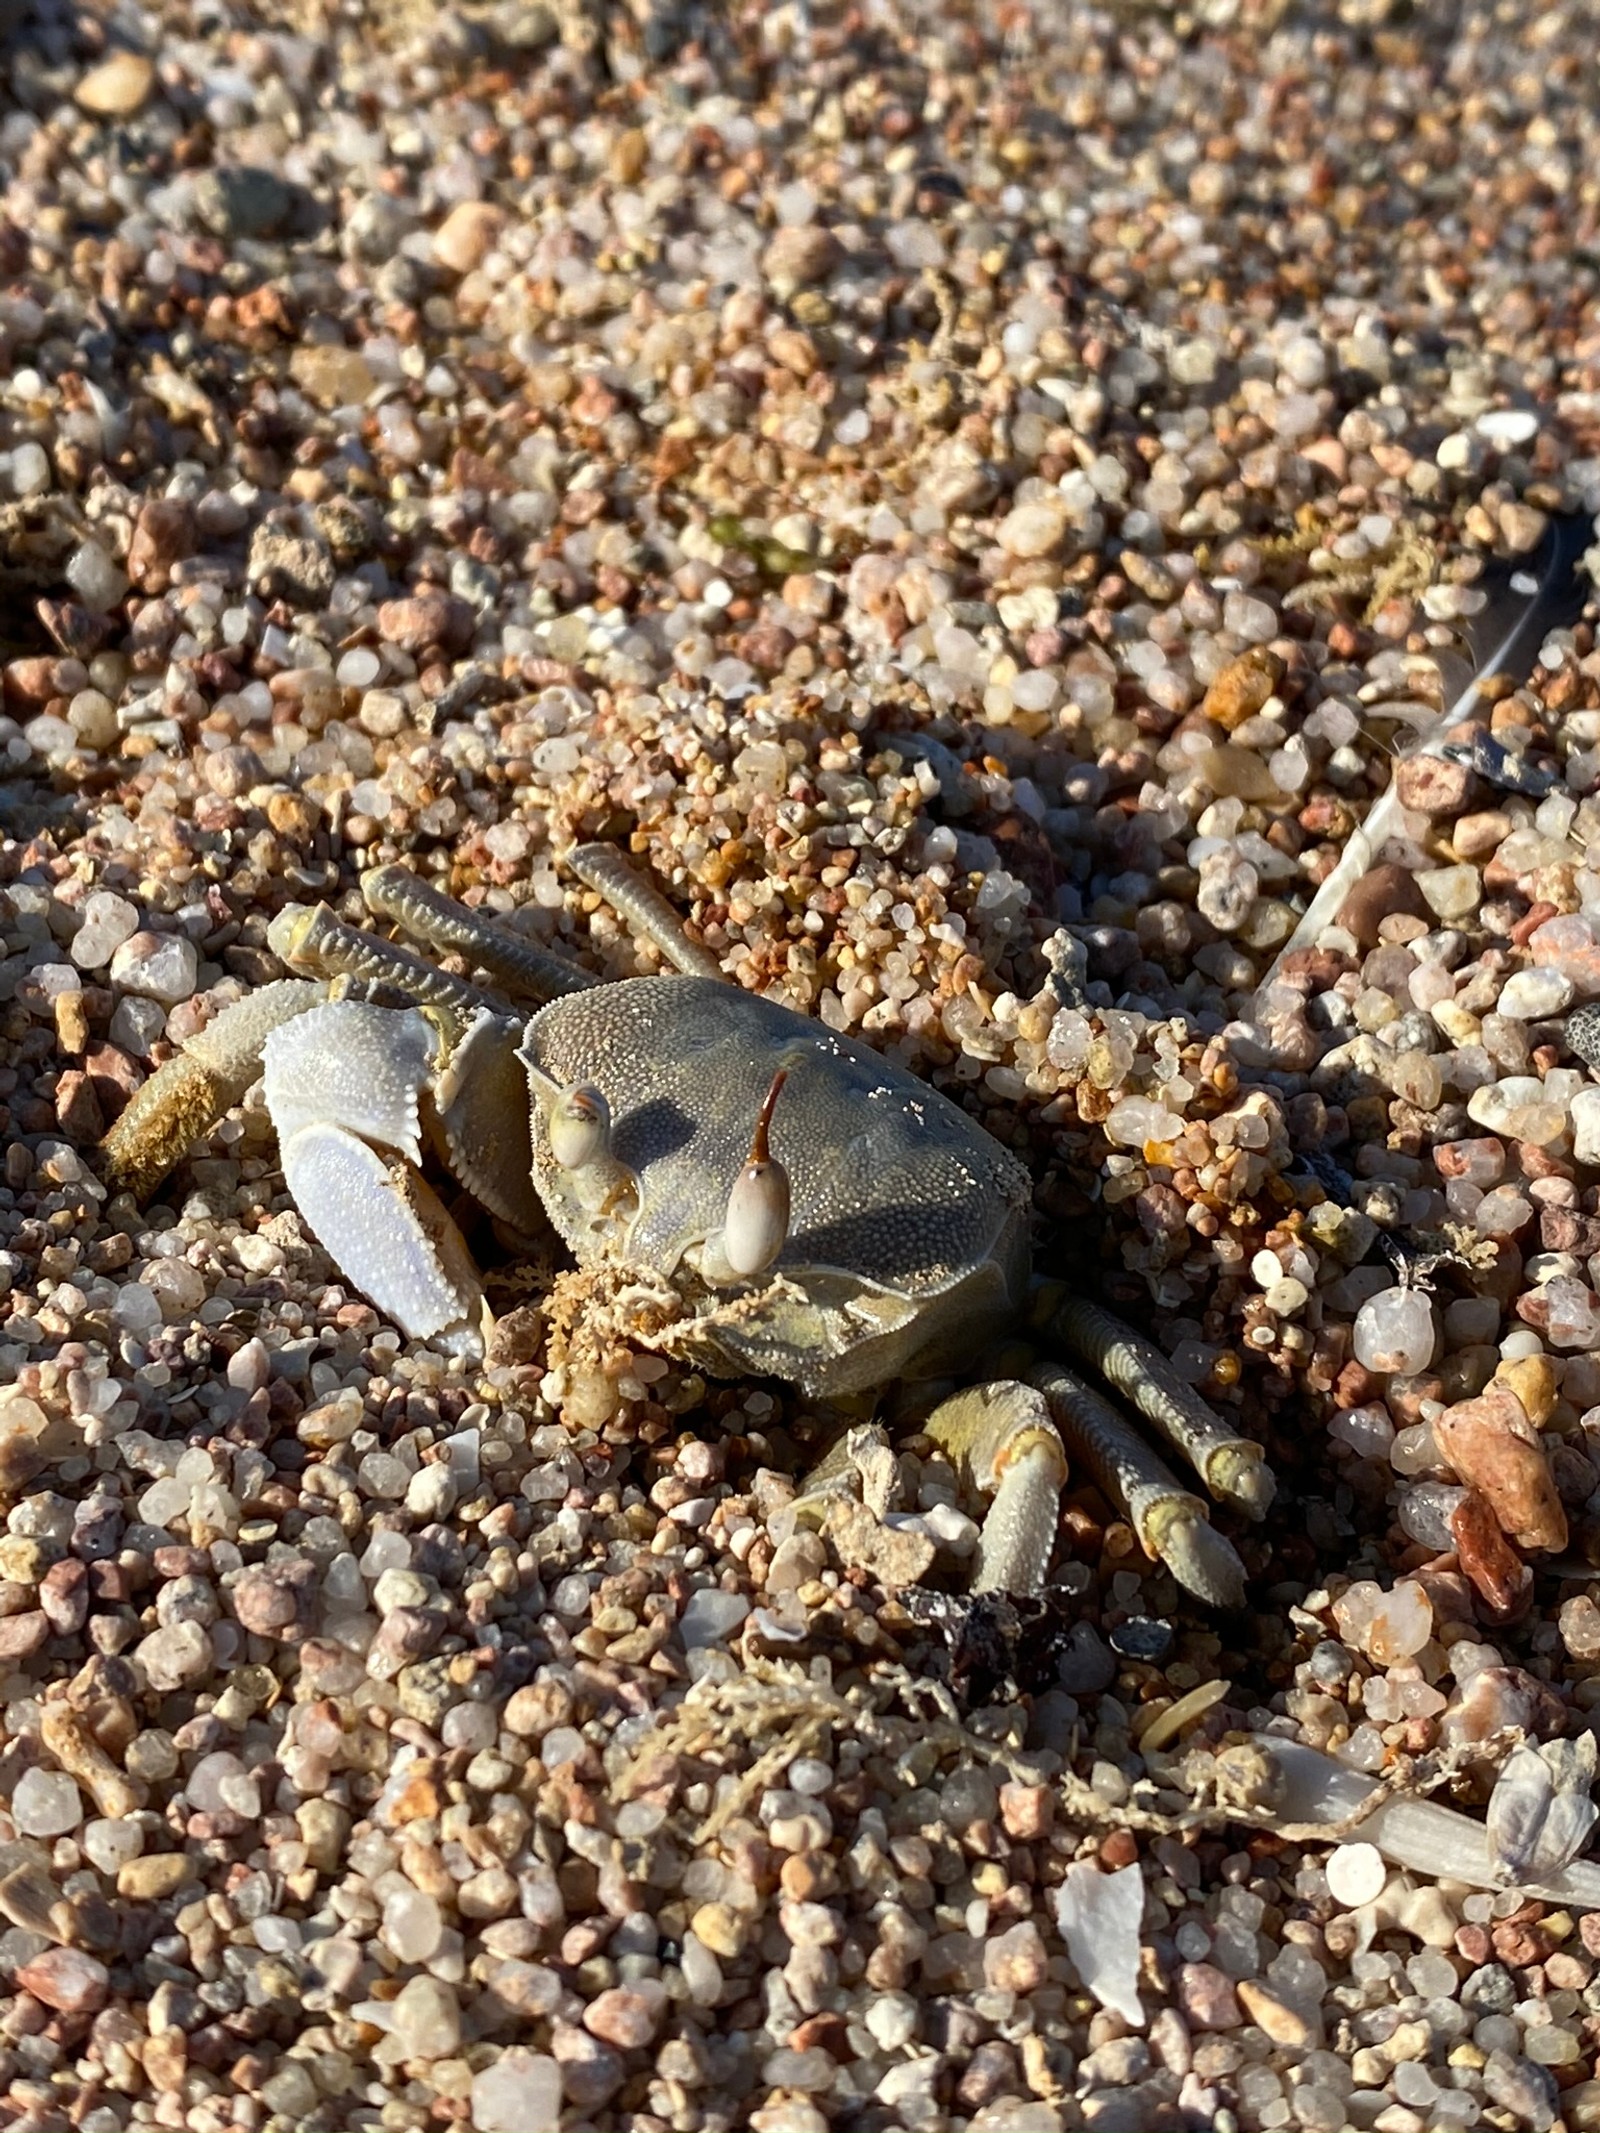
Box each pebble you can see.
[1235,1977,1311,2047]
[1325,1842,1387,1908]
[1434,1388,1567,1553]
[197,164,293,239]
[11,1767,83,1837]
[1337,865,1430,948]
[679,1589,750,1648]
[471,2049,564,2133]
[583,1981,667,2049]
[1352,1288,1437,1375]
[15,1947,111,2015]
[4,7,1598,2126]
[433,200,506,274]
[1332,1578,1433,1664]
[1497,969,1572,1019]
[108,930,198,1004]
[997,497,1071,558]
[74,50,156,114]
[390,1975,461,2060]
[1177,1963,1241,2030]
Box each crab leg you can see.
[1027,1360,1247,1607]
[269,902,493,1022]
[270,900,547,1236]
[1037,1289,1275,1519]
[362,865,600,1001]
[569,842,724,980]
[920,1382,1068,1596]
[101,978,326,1200]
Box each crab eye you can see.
[722,1070,790,1279]
[550,1083,611,1171]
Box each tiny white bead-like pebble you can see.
[1325,1842,1387,1909]
[1476,408,1540,447]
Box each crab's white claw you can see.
[263,1001,436,1166]
[262,1002,485,1356]
[279,1123,486,1355]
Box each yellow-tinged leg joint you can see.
[923,1382,1067,1598]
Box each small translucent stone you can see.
[11,1767,83,1837]
[382,1886,443,1963]
[1541,1277,1600,1349]
[1394,2062,1439,2107]
[1332,1577,1434,1663]
[996,496,1070,558]
[470,2049,564,2133]
[1352,1287,1437,1374]
[390,1975,461,2060]
[679,1590,750,1648]
[864,1992,918,2051]
[1104,1096,1184,1147]
[1388,1051,1442,1109]
[1327,1403,1395,1460]
[1572,1088,1600,1164]
[70,891,140,971]
[1196,848,1258,933]
[65,538,130,613]
[1525,2024,1581,2066]
[109,930,199,1004]
[82,1818,144,1873]
[1416,864,1481,920]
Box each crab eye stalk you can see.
[550,1083,612,1171]
[722,1069,790,1279]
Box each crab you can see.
[102,843,1272,1605]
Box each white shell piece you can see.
[263,1001,436,1165]
[1486,1736,1599,1885]
[1053,1861,1146,2026]
[1253,1734,1600,1908]
[280,1120,482,1345]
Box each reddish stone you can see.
[39,1558,88,1636]
[1335,863,1429,949]
[0,1612,51,1658]
[1394,752,1478,816]
[53,1069,105,1142]
[15,1948,109,2015]
[1447,1488,1530,1615]
[377,590,476,655]
[1435,1387,1567,1553]
[125,499,196,592]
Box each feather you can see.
[1259,511,1593,991]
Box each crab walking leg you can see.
[1028,1361,1248,1608]
[1038,1290,1275,1519]
[921,1382,1068,1596]
[569,842,725,980]
[101,978,326,1200]
[361,865,600,1001]
[268,902,494,1022]
[263,1000,488,1354]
